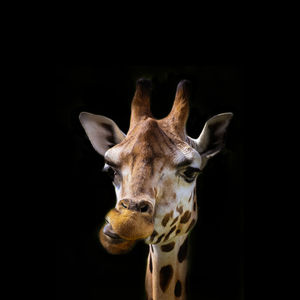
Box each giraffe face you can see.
[101,118,201,247]
[79,79,233,254]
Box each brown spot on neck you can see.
[161,241,175,252]
[178,237,189,263]
[170,215,179,227]
[164,225,176,242]
[156,234,165,244]
[176,206,183,214]
[161,211,173,227]
[174,280,182,297]
[159,265,173,292]
[180,211,192,224]
[185,219,196,233]
[149,230,158,243]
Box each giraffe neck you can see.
[146,234,189,300]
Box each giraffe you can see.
[79,78,233,300]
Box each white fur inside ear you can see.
[187,112,233,159]
[197,112,233,156]
[79,112,126,156]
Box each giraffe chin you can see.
[106,208,154,241]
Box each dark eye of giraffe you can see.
[103,165,119,181]
[181,167,201,183]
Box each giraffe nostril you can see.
[119,199,152,213]
[140,204,149,213]
[121,202,128,209]
[139,201,152,213]
[119,199,130,210]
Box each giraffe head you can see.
[79,79,233,254]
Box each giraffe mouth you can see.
[103,223,124,244]
[99,223,137,255]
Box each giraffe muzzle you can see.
[118,199,153,214]
[104,203,154,241]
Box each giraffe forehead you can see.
[105,121,201,169]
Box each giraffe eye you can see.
[107,167,117,179]
[103,165,118,180]
[182,167,200,183]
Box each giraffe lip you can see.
[103,223,124,241]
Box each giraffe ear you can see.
[189,113,233,163]
[79,112,126,156]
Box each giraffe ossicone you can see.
[79,78,233,300]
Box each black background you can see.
[55,65,244,300]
